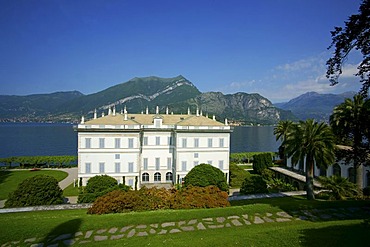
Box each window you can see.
[115,138,121,148]
[155,158,160,170]
[99,138,105,148]
[128,138,134,148]
[218,160,224,170]
[142,173,149,182]
[143,137,148,146]
[128,179,134,186]
[194,138,199,148]
[115,154,120,159]
[208,138,213,148]
[143,158,148,170]
[166,172,173,181]
[85,138,91,148]
[182,138,187,148]
[182,161,187,171]
[194,153,199,158]
[99,162,105,173]
[155,119,161,128]
[128,162,134,173]
[207,160,213,165]
[154,172,161,182]
[156,136,160,145]
[333,163,341,176]
[194,161,199,166]
[168,136,172,145]
[167,157,172,170]
[115,162,120,173]
[85,163,91,173]
[219,138,224,147]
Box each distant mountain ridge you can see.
[0,75,294,124]
[275,91,356,122]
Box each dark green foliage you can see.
[87,186,230,214]
[229,163,251,188]
[317,176,360,200]
[260,168,275,182]
[363,187,370,196]
[5,175,64,207]
[78,175,130,203]
[184,163,228,192]
[229,152,274,164]
[267,179,297,193]
[0,155,77,168]
[240,175,268,195]
[252,153,273,175]
[85,175,118,194]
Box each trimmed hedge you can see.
[87,186,230,215]
[252,153,273,174]
[5,175,64,207]
[240,175,268,195]
[184,163,228,192]
[229,163,250,188]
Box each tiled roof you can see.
[84,113,225,126]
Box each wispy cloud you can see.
[217,53,362,103]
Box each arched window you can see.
[142,173,149,182]
[154,172,161,182]
[319,167,327,176]
[166,172,173,181]
[333,163,341,176]
[348,167,355,183]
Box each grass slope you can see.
[0,170,68,200]
[0,197,368,246]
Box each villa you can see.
[76,106,232,188]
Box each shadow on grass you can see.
[299,221,369,247]
[0,170,11,185]
[230,196,370,222]
[41,219,82,246]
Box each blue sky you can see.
[0,0,364,102]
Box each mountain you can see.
[0,75,295,124]
[169,92,295,125]
[275,91,356,122]
[0,91,83,121]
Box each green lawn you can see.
[0,197,368,246]
[63,182,79,197]
[0,170,68,200]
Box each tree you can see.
[317,176,359,200]
[274,120,294,163]
[5,175,64,207]
[284,120,336,200]
[183,163,228,192]
[330,95,370,189]
[252,153,272,174]
[326,0,370,95]
[85,175,118,194]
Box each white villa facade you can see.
[76,107,232,188]
[286,148,370,188]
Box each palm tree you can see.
[330,95,370,190]
[284,120,336,200]
[317,176,359,200]
[274,120,294,164]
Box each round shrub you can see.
[240,175,268,195]
[184,163,228,191]
[86,175,118,194]
[5,175,64,207]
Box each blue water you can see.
[0,123,280,158]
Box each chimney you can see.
[200,109,203,116]
[225,118,228,125]
[146,106,149,114]
[213,115,216,121]
[156,106,159,114]
[81,116,85,124]
[187,107,190,115]
[108,107,112,115]
[124,113,128,121]
[196,107,199,117]
[166,106,169,115]
[94,109,97,119]
[102,112,105,117]
[124,105,127,114]
[113,106,116,116]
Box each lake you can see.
[0,123,280,158]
